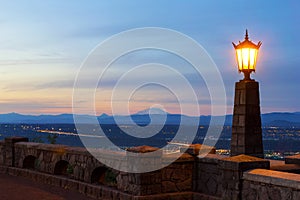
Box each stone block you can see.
[237,135,245,146]
[86,185,100,199]
[162,180,177,193]
[119,193,133,200]
[220,155,269,171]
[78,182,88,195]
[62,179,79,191]
[222,190,240,200]
[234,105,247,115]
[145,184,162,195]
[238,91,246,105]
[285,154,300,165]
[238,115,246,126]
[111,189,121,200]
[176,177,192,191]
[162,168,173,180]
[125,147,162,173]
[51,175,62,187]
[246,90,259,105]
[197,153,225,164]
[180,144,216,156]
[292,191,300,200]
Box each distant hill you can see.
[0,113,91,124]
[263,120,300,127]
[0,110,300,127]
[261,112,300,125]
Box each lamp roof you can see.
[232,29,262,49]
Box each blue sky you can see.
[0,1,299,115]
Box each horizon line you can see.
[1,111,300,117]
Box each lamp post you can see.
[230,30,264,158]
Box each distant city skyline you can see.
[0,1,299,115]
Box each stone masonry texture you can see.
[1,138,300,200]
[231,80,264,158]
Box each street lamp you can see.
[232,30,262,80]
[230,30,264,158]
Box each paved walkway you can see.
[0,173,94,200]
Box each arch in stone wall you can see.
[91,166,107,184]
[54,160,71,175]
[91,166,117,186]
[22,155,37,169]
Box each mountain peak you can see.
[135,107,167,115]
[99,113,110,118]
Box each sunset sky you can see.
[0,1,299,115]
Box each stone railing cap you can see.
[285,154,300,165]
[126,145,159,153]
[4,137,28,143]
[197,153,227,163]
[244,169,300,190]
[222,154,266,162]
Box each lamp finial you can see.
[245,29,249,40]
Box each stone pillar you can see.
[231,80,264,158]
[4,137,28,167]
[220,154,270,200]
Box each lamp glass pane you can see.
[236,49,243,71]
[249,49,257,70]
[242,48,250,70]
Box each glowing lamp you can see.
[232,30,262,80]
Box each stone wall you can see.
[1,137,300,200]
[13,142,122,183]
[0,137,200,199]
[242,169,300,200]
[113,152,195,196]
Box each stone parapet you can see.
[194,154,225,198]
[3,137,300,200]
[220,154,270,200]
[125,146,162,173]
[242,169,300,200]
[243,169,300,190]
[161,155,194,194]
